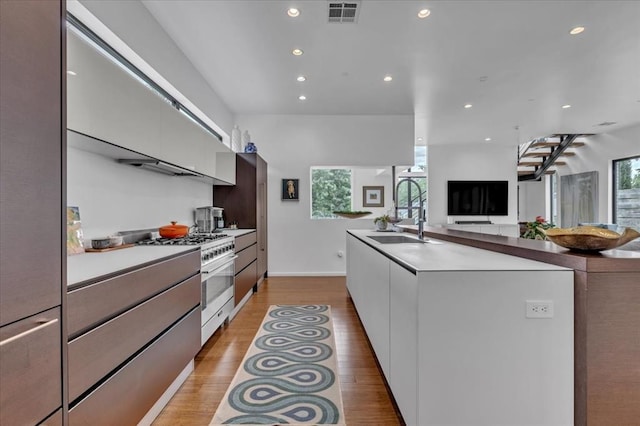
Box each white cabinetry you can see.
[445,223,519,237]
[346,234,390,377]
[67,30,232,182]
[158,101,214,176]
[347,231,573,426]
[67,31,163,159]
[389,262,418,426]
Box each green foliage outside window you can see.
[311,169,352,218]
[617,159,640,189]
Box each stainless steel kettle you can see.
[195,206,223,233]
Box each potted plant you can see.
[374,214,390,231]
[521,216,555,240]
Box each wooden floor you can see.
[153,276,402,425]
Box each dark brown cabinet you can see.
[234,231,258,305]
[67,251,201,423]
[215,153,268,282]
[0,1,65,424]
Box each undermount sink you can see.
[368,235,426,244]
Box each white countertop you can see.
[218,228,256,238]
[67,245,197,289]
[67,230,256,288]
[348,229,569,272]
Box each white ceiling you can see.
[141,0,640,146]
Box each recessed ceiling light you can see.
[292,48,303,56]
[417,137,423,142]
[287,8,300,17]
[383,75,393,82]
[67,70,77,76]
[464,104,473,109]
[562,104,572,109]
[485,137,492,141]
[297,75,307,82]
[418,9,431,18]
[569,26,585,35]
[298,95,306,101]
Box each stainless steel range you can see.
[138,233,236,346]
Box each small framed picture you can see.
[363,186,384,207]
[282,178,299,201]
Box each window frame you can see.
[612,155,640,224]
[310,166,354,219]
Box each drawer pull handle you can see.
[0,318,58,347]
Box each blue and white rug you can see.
[210,305,345,425]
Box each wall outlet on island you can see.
[526,300,554,318]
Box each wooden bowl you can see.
[333,211,372,219]
[543,226,640,252]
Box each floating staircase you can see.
[518,134,592,181]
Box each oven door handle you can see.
[201,255,238,275]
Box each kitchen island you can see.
[402,225,640,426]
[347,230,574,426]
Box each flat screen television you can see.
[447,180,508,216]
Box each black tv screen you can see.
[447,181,508,216]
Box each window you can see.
[613,156,640,228]
[395,146,427,219]
[550,173,558,225]
[311,168,352,219]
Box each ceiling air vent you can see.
[328,1,361,23]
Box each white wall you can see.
[518,178,549,222]
[555,124,640,223]
[68,146,212,240]
[427,143,519,225]
[518,124,640,225]
[234,114,414,276]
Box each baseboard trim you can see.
[267,272,346,277]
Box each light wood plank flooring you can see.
[153,276,402,425]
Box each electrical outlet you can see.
[526,300,554,318]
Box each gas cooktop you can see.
[137,233,230,246]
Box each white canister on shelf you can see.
[231,125,241,152]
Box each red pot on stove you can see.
[159,221,189,238]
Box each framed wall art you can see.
[282,178,299,201]
[363,186,384,207]
[560,171,598,227]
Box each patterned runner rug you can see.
[210,305,346,425]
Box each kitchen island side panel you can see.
[417,270,574,426]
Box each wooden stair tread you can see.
[518,170,556,175]
[523,151,576,157]
[518,161,566,166]
[531,141,585,148]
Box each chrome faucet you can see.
[395,178,425,240]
